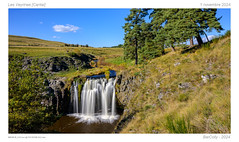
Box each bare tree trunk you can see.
[196,32,203,46]
[190,37,194,47]
[135,38,138,65]
[171,45,176,52]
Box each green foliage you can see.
[123,8,223,64]
[123,8,148,65]
[166,115,192,133]
[9,55,54,133]
[139,38,164,63]
[151,9,223,47]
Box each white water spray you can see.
[69,78,119,124]
[72,81,79,113]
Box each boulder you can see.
[178,82,191,89]
[201,74,217,83]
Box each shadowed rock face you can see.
[48,78,69,115]
[14,53,95,72]
[41,77,69,115]
[113,71,142,133]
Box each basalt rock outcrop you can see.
[114,71,143,133]
[9,53,95,116]
[21,53,94,72]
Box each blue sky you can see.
[9,8,230,47]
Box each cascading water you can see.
[72,81,79,113]
[69,78,119,124]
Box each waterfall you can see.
[69,78,119,124]
[72,81,79,113]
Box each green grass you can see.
[105,56,134,65]
[9,35,66,47]
[8,35,125,90]
[9,46,77,57]
[9,35,124,59]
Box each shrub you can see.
[9,55,54,133]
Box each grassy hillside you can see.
[8,34,230,133]
[9,35,66,47]
[8,35,126,87]
[116,35,230,133]
[8,35,124,58]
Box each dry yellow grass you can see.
[119,36,230,133]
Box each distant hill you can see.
[9,35,66,47]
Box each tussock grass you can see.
[120,35,230,133]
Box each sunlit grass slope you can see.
[119,36,230,133]
[8,35,124,58]
[8,35,126,88]
[9,35,66,47]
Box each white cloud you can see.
[53,24,79,33]
[52,36,60,39]
[191,35,216,45]
[202,35,216,43]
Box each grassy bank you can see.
[118,35,230,133]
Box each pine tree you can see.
[150,9,223,48]
[123,8,148,65]
[151,9,187,51]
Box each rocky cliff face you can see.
[49,78,70,115]
[114,71,143,133]
[21,53,94,72]
[41,77,69,115]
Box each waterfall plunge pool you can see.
[48,114,120,133]
[49,72,123,133]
